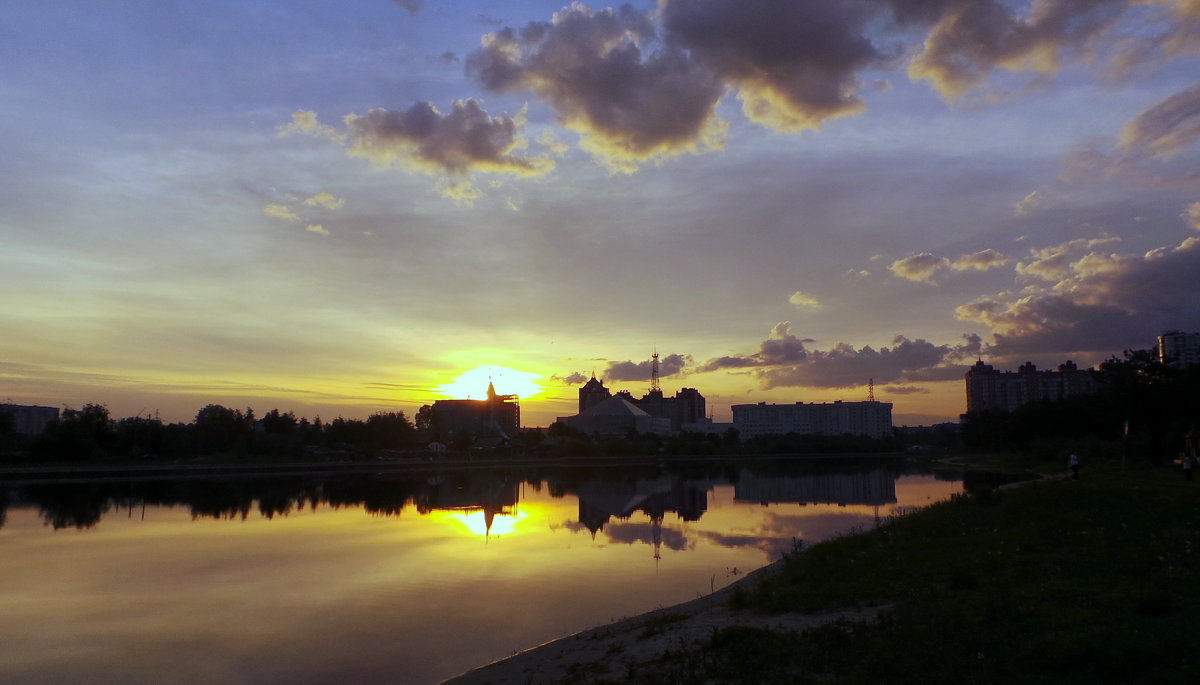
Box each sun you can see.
[435,366,544,399]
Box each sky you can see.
[2,0,1198,427]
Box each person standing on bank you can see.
[1184,455,1193,482]
[1068,453,1080,480]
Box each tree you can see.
[365,411,415,450]
[192,404,249,455]
[31,403,114,460]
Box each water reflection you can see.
[0,459,970,685]
[1,459,928,534]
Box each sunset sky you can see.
[2,0,1198,426]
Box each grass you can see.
[593,459,1200,684]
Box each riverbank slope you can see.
[443,459,1200,684]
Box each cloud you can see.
[660,0,882,132]
[700,323,980,388]
[1186,201,1200,230]
[957,236,1200,357]
[342,100,553,176]
[883,385,931,395]
[1118,82,1200,160]
[467,3,727,172]
[788,290,822,310]
[281,101,554,179]
[277,110,344,142]
[952,249,1010,271]
[1015,190,1042,216]
[306,224,330,236]
[391,0,422,15]
[1015,237,1122,282]
[699,322,809,372]
[434,178,483,205]
[906,0,1127,100]
[302,193,346,210]
[554,372,588,385]
[263,204,300,222]
[603,353,692,382]
[888,253,951,283]
[755,335,976,389]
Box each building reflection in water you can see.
[0,460,970,685]
[0,461,927,535]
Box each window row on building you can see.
[730,400,893,440]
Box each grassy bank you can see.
[603,460,1200,684]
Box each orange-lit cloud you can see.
[302,192,346,210]
[788,290,822,310]
[952,249,1011,271]
[907,0,1125,100]
[263,203,300,221]
[888,253,951,283]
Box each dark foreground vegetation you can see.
[961,349,1200,462]
[0,402,905,466]
[594,458,1200,684]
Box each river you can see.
[0,458,974,684]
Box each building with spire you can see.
[429,381,521,442]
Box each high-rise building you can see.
[964,360,1098,414]
[0,404,59,437]
[1158,331,1200,368]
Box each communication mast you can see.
[867,378,876,402]
[650,351,661,393]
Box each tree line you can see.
[961,349,1200,462]
[0,404,417,462]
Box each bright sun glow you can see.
[446,508,527,536]
[435,366,543,399]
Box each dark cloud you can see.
[342,100,552,176]
[1119,82,1200,160]
[466,3,725,171]
[756,335,971,389]
[701,324,978,388]
[661,0,882,131]
[882,385,931,395]
[554,372,588,385]
[391,0,422,15]
[605,522,690,551]
[280,101,554,189]
[603,353,692,382]
[958,236,1200,358]
[906,0,1127,99]
[700,322,810,372]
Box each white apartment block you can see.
[731,400,893,440]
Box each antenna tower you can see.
[650,351,661,393]
[867,378,876,402]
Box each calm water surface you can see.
[0,460,970,684]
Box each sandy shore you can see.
[438,562,883,685]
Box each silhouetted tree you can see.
[364,411,415,450]
[260,409,298,435]
[192,404,249,455]
[415,404,433,431]
[31,404,114,461]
